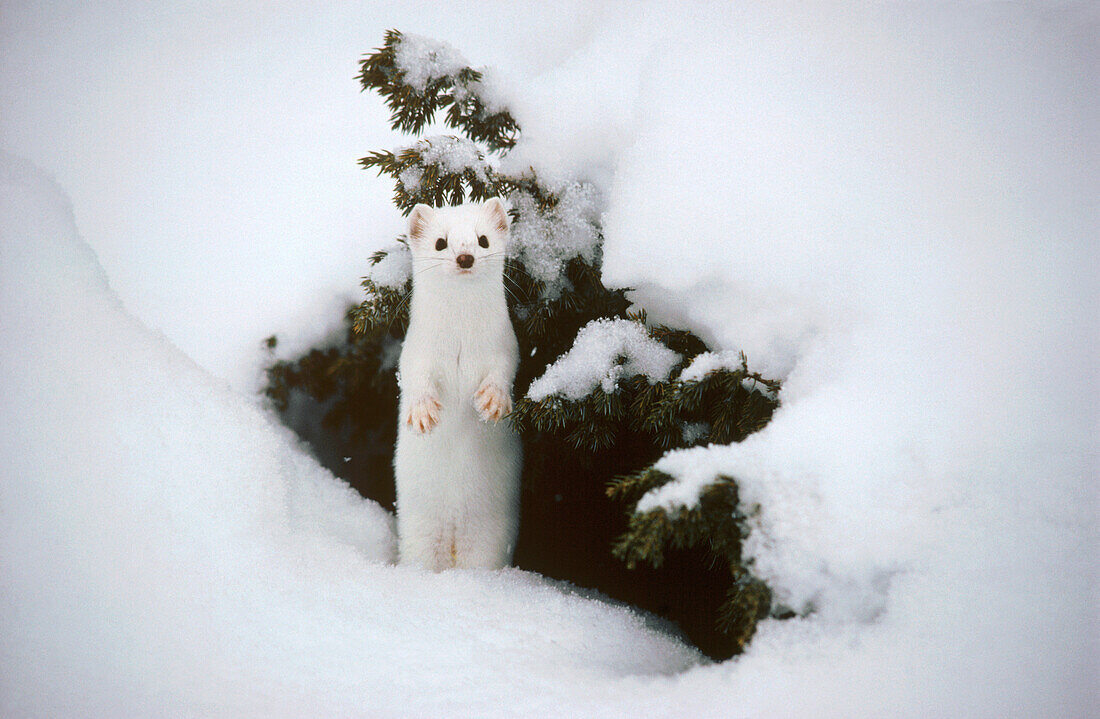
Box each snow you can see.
[2,2,1096,717]
[679,351,777,400]
[527,318,681,401]
[679,421,710,445]
[679,351,746,383]
[508,179,603,293]
[594,5,1097,716]
[392,32,468,93]
[397,165,424,194]
[0,151,699,716]
[367,240,412,289]
[411,135,491,181]
[526,334,774,408]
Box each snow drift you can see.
[0,153,699,716]
[593,7,1098,716]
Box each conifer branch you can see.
[357,30,518,151]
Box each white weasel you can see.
[393,197,522,571]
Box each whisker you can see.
[502,272,535,305]
[386,287,416,333]
[499,276,525,305]
[503,261,536,283]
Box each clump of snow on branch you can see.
[679,350,745,382]
[508,181,601,292]
[527,318,681,401]
[392,33,468,93]
[681,350,778,399]
[412,136,492,182]
[397,166,424,194]
[636,445,733,514]
[679,421,710,444]
[367,241,411,289]
[453,66,509,115]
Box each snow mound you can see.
[578,5,1096,717]
[0,153,700,717]
[527,318,681,401]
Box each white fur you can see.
[393,198,522,571]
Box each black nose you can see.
[456,254,474,269]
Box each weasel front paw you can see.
[406,394,442,434]
[474,381,511,422]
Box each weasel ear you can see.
[483,197,510,234]
[408,204,435,246]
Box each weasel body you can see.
[393,198,521,570]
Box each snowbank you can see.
[0,154,699,716]
[510,3,1095,716]
[588,5,1097,717]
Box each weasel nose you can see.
[456,254,474,269]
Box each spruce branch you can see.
[357,30,517,151]
[609,470,769,652]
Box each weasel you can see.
[393,197,522,570]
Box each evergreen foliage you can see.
[264,30,784,659]
[357,29,518,151]
[607,469,772,653]
[511,331,780,453]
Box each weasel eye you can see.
[434,238,447,251]
[478,235,489,248]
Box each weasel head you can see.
[406,198,510,286]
